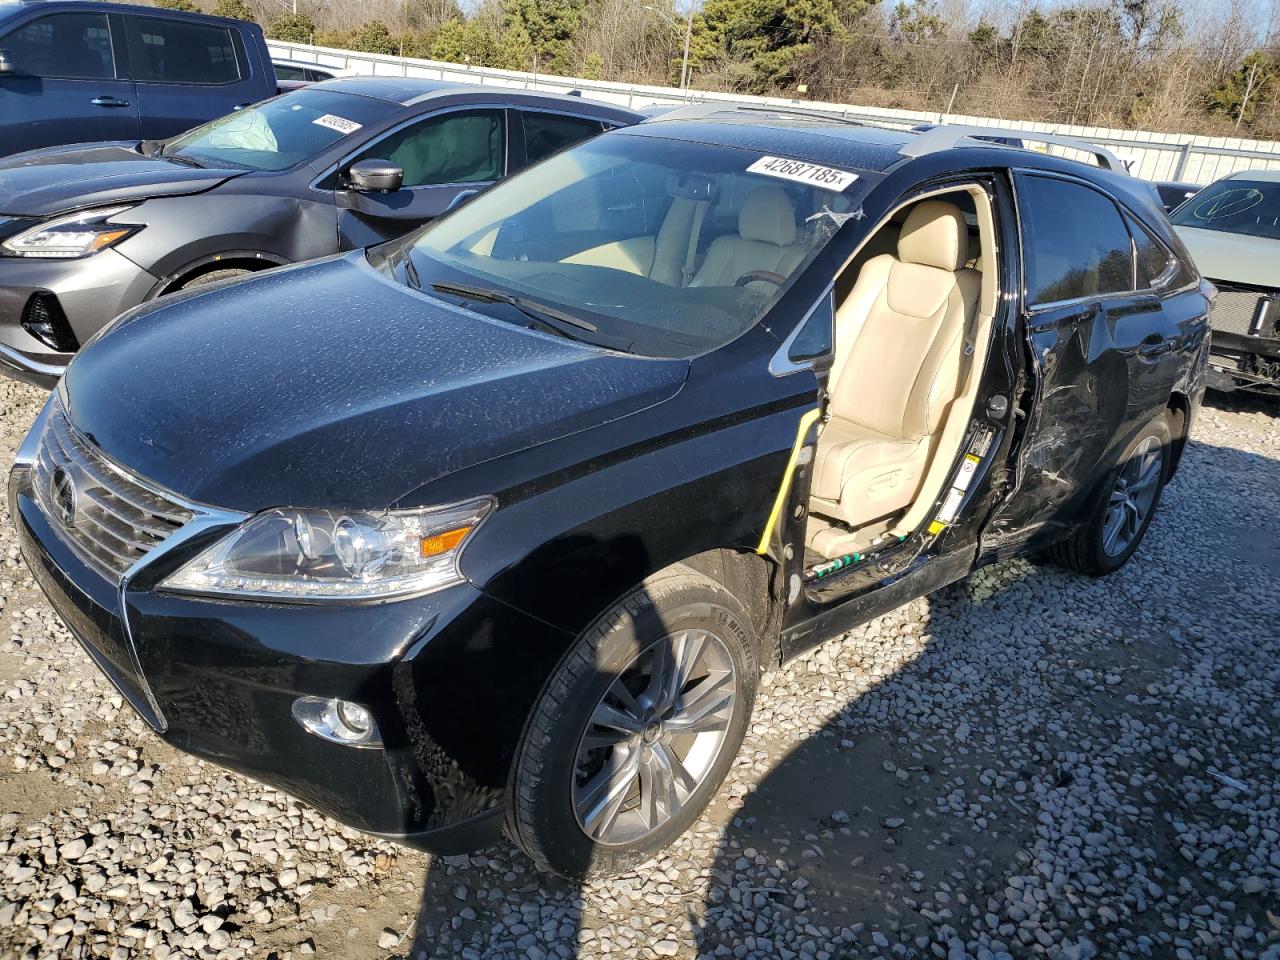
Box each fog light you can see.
[292,696,381,748]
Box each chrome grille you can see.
[1207,287,1267,336]
[33,401,193,580]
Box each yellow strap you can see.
[755,407,823,555]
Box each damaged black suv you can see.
[10,109,1210,880]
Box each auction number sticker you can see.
[747,155,858,192]
[313,114,362,134]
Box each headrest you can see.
[739,186,797,246]
[897,200,969,271]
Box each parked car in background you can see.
[1154,179,1201,214]
[1171,170,1280,393]
[272,57,347,93]
[0,0,276,157]
[9,111,1209,879]
[0,77,642,386]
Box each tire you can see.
[1046,413,1172,576]
[177,267,252,290]
[506,564,758,880]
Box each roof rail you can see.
[899,124,1128,173]
[645,101,863,127]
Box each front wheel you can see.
[1047,413,1171,576]
[506,565,758,880]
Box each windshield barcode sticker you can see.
[747,156,858,192]
[313,114,362,134]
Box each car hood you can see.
[0,142,245,217]
[62,254,688,512]
[1174,225,1280,290]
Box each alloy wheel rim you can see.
[572,629,737,846]
[1102,435,1163,558]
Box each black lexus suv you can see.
[10,108,1210,880]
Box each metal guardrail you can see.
[269,41,1280,186]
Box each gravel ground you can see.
[0,376,1278,960]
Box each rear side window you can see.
[364,110,504,187]
[0,12,114,80]
[274,64,306,81]
[522,112,603,166]
[131,17,241,85]
[1019,175,1134,306]
[1127,214,1176,289]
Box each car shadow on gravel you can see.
[401,434,1280,959]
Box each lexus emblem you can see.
[50,466,77,526]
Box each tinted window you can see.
[367,111,503,187]
[132,17,240,85]
[1,13,114,80]
[274,64,306,81]
[1171,178,1280,241]
[1127,214,1174,289]
[522,112,602,165]
[1020,175,1133,305]
[159,89,400,171]
[788,294,833,362]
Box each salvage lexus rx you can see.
[10,108,1210,880]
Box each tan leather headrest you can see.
[897,200,969,271]
[739,186,797,246]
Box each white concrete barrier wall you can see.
[269,41,1280,186]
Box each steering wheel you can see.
[734,270,788,288]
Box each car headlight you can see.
[1,205,141,259]
[160,499,494,602]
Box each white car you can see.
[1171,170,1280,393]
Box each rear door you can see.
[124,14,257,140]
[336,107,507,250]
[0,10,139,155]
[987,171,1177,552]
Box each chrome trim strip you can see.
[12,392,56,469]
[0,342,67,379]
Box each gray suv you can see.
[0,77,641,386]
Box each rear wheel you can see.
[1047,413,1171,576]
[506,565,757,880]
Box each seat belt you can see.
[681,200,708,286]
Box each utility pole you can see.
[1236,59,1260,131]
[680,5,691,92]
[644,4,693,92]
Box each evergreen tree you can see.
[211,0,255,22]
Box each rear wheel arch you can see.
[1165,391,1191,481]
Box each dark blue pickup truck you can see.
[0,1,276,157]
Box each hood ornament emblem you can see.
[50,466,77,527]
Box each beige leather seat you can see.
[811,200,981,530]
[689,186,805,287]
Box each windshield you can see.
[393,133,876,358]
[1171,178,1280,241]
[159,89,400,172]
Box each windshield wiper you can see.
[430,280,599,337]
[160,152,204,169]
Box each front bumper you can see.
[8,455,570,853]
[0,250,158,388]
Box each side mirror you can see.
[446,189,480,212]
[0,50,14,75]
[347,158,403,193]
